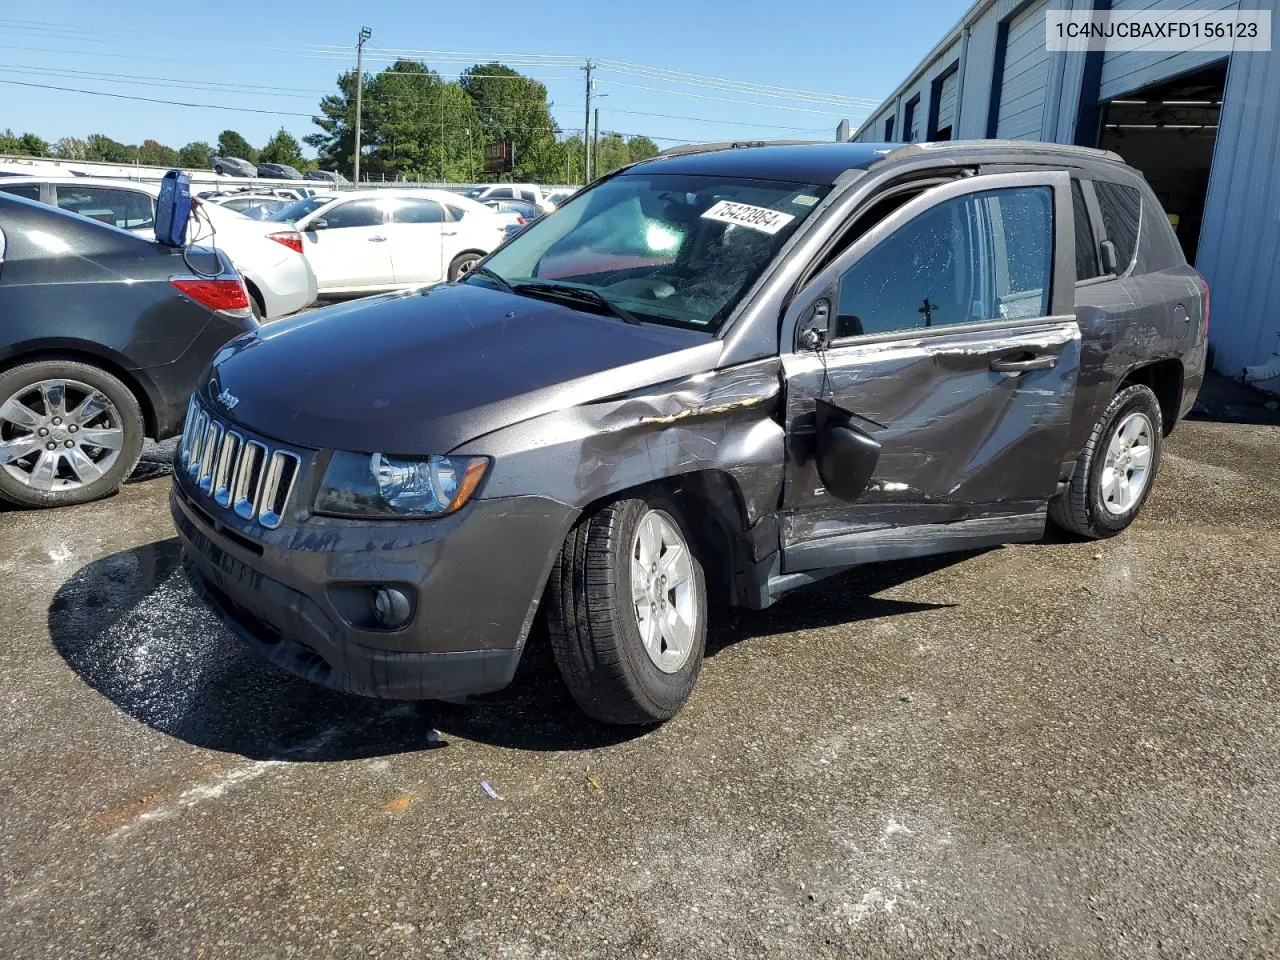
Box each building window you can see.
[928,62,960,141]
[884,115,896,141]
[903,95,921,142]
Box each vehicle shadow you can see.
[48,538,964,761]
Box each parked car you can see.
[0,177,317,320]
[542,188,576,208]
[305,170,349,185]
[212,157,257,177]
[0,194,257,508]
[482,198,544,226]
[257,163,304,180]
[463,183,555,211]
[172,140,1206,725]
[207,194,291,217]
[264,189,505,295]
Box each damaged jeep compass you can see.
[172,140,1207,724]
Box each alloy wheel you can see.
[0,379,126,491]
[630,509,698,674]
[1101,411,1154,515]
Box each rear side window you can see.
[518,189,537,203]
[1072,180,1101,281]
[55,186,154,230]
[391,198,445,224]
[834,185,1053,338]
[321,199,384,229]
[0,183,41,201]
[1092,180,1141,275]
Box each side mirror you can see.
[309,218,328,231]
[1099,239,1119,275]
[813,399,882,503]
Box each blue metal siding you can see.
[957,0,1029,138]
[1098,0,1239,99]
[996,1,1053,138]
[1196,44,1280,375]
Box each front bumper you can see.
[171,478,576,700]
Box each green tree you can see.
[627,136,659,163]
[366,61,481,181]
[85,133,135,163]
[53,136,89,160]
[258,128,306,168]
[178,141,213,169]
[216,130,257,162]
[460,63,560,182]
[138,138,179,166]
[0,129,21,154]
[16,133,50,157]
[306,69,361,177]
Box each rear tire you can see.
[546,496,707,725]
[0,359,146,508]
[447,252,483,282]
[1049,384,1163,539]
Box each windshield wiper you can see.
[512,281,642,325]
[467,266,514,293]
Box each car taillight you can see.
[1196,272,1210,336]
[171,277,251,315]
[267,231,304,255]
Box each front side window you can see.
[1092,180,1141,275]
[318,198,384,229]
[476,173,830,332]
[390,198,444,224]
[834,185,1053,339]
[54,186,153,230]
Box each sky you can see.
[0,0,966,158]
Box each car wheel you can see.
[546,496,707,725]
[1049,383,1164,539]
[447,252,482,282]
[0,360,146,508]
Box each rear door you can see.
[300,197,392,290]
[779,171,1080,572]
[385,196,447,285]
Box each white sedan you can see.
[264,189,507,295]
[0,176,317,320]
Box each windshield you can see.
[266,196,332,223]
[473,173,829,331]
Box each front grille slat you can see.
[180,398,301,529]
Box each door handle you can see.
[442,230,458,236]
[368,235,386,242]
[990,354,1058,373]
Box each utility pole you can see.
[439,93,445,182]
[353,26,371,183]
[582,59,593,183]
[593,107,600,171]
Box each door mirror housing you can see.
[813,399,882,503]
[309,218,328,231]
[1099,239,1118,275]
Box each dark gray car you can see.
[171,140,1207,725]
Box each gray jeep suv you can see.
[171,140,1207,725]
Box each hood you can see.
[204,282,719,454]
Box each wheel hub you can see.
[1101,411,1154,516]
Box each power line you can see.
[594,59,882,107]
[607,107,830,133]
[596,79,863,117]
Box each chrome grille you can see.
[179,397,300,529]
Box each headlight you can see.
[314,451,488,518]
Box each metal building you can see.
[852,0,1280,387]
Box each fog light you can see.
[370,586,412,629]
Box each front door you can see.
[385,196,447,285]
[302,197,394,291]
[779,171,1081,572]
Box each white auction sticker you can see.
[701,200,795,235]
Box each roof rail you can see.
[879,139,1125,164]
[655,139,823,159]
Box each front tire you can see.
[447,252,483,282]
[1050,384,1164,539]
[546,496,707,725]
[0,360,145,508]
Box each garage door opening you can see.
[1096,61,1225,264]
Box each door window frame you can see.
[782,170,1075,352]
